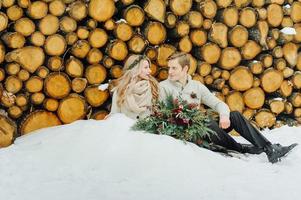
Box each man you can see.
[159,52,297,163]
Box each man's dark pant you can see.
[207,111,271,152]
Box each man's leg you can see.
[206,118,244,152]
[228,111,271,148]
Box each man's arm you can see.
[198,84,231,128]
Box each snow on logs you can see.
[1,0,301,146]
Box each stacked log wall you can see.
[1,0,301,147]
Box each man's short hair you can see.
[167,52,190,69]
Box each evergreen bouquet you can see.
[132,95,216,143]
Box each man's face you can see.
[167,59,188,81]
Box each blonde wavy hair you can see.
[111,54,159,107]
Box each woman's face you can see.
[138,60,151,80]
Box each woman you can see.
[109,54,159,119]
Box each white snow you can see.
[0,113,301,200]
[98,83,109,91]
[280,27,297,35]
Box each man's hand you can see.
[219,116,230,129]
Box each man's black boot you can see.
[241,144,264,154]
[264,143,298,163]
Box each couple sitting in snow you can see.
[108,52,297,164]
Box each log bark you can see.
[66,32,78,45]
[48,56,63,71]
[25,76,44,93]
[44,72,71,99]
[0,68,5,82]
[68,0,88,21]
[228,25,248,47]
[198,43,221,64]
[18,0,30,8]
[144,0,166,23]
[30,31,46,47]
[88,0,115,22]
[31,92,45,105]
[229,66,253,91]
[84,86,110,107]
[190,29,207,47]
[216,6,239,27]
[255,109,276,128]
[72,78,88,93]
[6,5,23,21]
[249,20,269,50]
[103,56,115,68]
[60,16,77,33]
[184,11,203,28]
[5,46,45,73]
[0,42,5,64]
[17,69,30,81]
[57,94,87,124]
[128,34,147,53]
[104,19,116,31]
[14,17,35,36]
[49,0,66,16]
[27,1,48,19]
[20,110,62,135]
[85,64,107,85]
[243,87,265,109]
[197,0,217,19]
[291,2,301,23]
[283,42,299,67]
[208,22,228,48]
[226,91,245,113]
[290,93,301,107]
[241,40,261,60]
[77,26,89,40]
[156,44,176,67]
[0,115,17,147]
[2,0,15,8]
[71,40,91,59]
[157,68,169,81]
[6,63,20,75]
[170,0,192,16]
[87,48,103,64]
[291,71,301,89]
[92,110,109,120]
[278,80,293,97]
[260,68,283,93]
[65,57,84,78]
[45,34,67,56]
[0,12,9,32]
[39,14,60,35]
[124,5,145,26]
[16,93,28,107]
[178,36,192,53]
[248,61,263,74]
[114,22,133,42]
[145,22,166,45]
[267,4,283,27]
[106,40,128,61]
[269,99,285,115]
[110,65,124,79]
[239,7,257,28]
[5,75,22,94]
[43,98,59,112]
[219,47,241,70]
[165,12,177,28]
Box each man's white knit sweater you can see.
[159,75,230,119]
